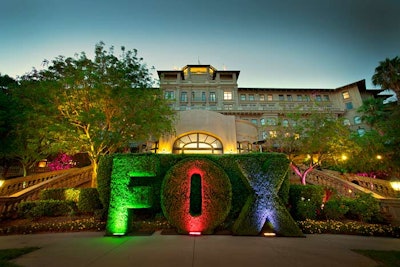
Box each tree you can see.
[263,105,356,185]
[8,76,63,176]
[372,56,400,103]
[357,97,387,127]
[35,42,175,186]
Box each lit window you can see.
[164,91,175,100]
[269,131,277,138]
[224,91,233,100]
[345,102,353,110]
[267,94,273,101]
[259,94,265,101]
[209,92,216,102]
[279,95,284,101]
[260,118,266,125]
[343,119,351,126]
[180,92,188,102]
[240,94,246,101]
[249,94,255,101]
[354,116,362,124]
[342,91,350,99]
[287,95,293,101]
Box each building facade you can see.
[154,64,379,154]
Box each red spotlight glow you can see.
[189,231,202,236]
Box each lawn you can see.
[0,247,40,267]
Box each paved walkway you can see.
[0,232,399,267]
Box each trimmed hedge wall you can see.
[101,153,303,237]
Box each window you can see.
[262,131,267,139]
[297,95,303,101]
[279,95,284,101]
[269,131,277,138]
[173,132,223,154]
[315,95,322,102]
[323,95,330,101]
[266,118,276,126]
[240,94,246,101]
[287,95,293,101]
[164,91,175,100]
[342,91,350,100]
[209,92,216,102]
[251,119,258,125]
[249,94,255,101]
[345,102,353,110]
[201,92,206,101]
[343,119,351,126]
[180,92,188,102]
[224,91,233,100]
[259,94,265,101]
[267,94,273,101]
[305,95,311,101]
[224,104,233,110]
[260,118,266,125]
[357,128,366,136]
[282,119,289,127]
[354,116,362,124]
[191,92,195,101]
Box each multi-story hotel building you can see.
[153,64,380,154]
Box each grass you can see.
[352,250,400,267]
[0,247,40,267]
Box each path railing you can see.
[306,168,400,225]
[0,166,93,218]
[0,168,77,196]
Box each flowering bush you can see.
[298,219,400,238]
[48,153,74,171]
[0,218,105,235]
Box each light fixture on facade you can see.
[38,159,47,168]
[0,180,4,187]
[390,177,400,192]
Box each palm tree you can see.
[372,56,400,104]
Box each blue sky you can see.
[1,0,399,89]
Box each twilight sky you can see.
[1,0,399,89]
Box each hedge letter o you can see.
[161,158,232,234]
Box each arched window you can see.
[173,133,223,154]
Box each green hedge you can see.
[18,200,76,219]
[289,184,324,221]
[78,188,103,213]
[102,153,303,236]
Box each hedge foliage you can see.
[289,184,324,221]
[102,153,303,236]
[18,200,76,219]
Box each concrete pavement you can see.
[0,232,399,267]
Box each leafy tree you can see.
[34,42,175,186]
[263,105,356,185]
[357,97,388,127]
[9,77,63,176]
[372,56,400,103]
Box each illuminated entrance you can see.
[173,133,223,154]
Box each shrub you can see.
[289,184,324,221]
[77,188,103,213]
[323,198,349,220]
[343,193,381,222]
[40,188,80,202]
[18,200,76,219]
